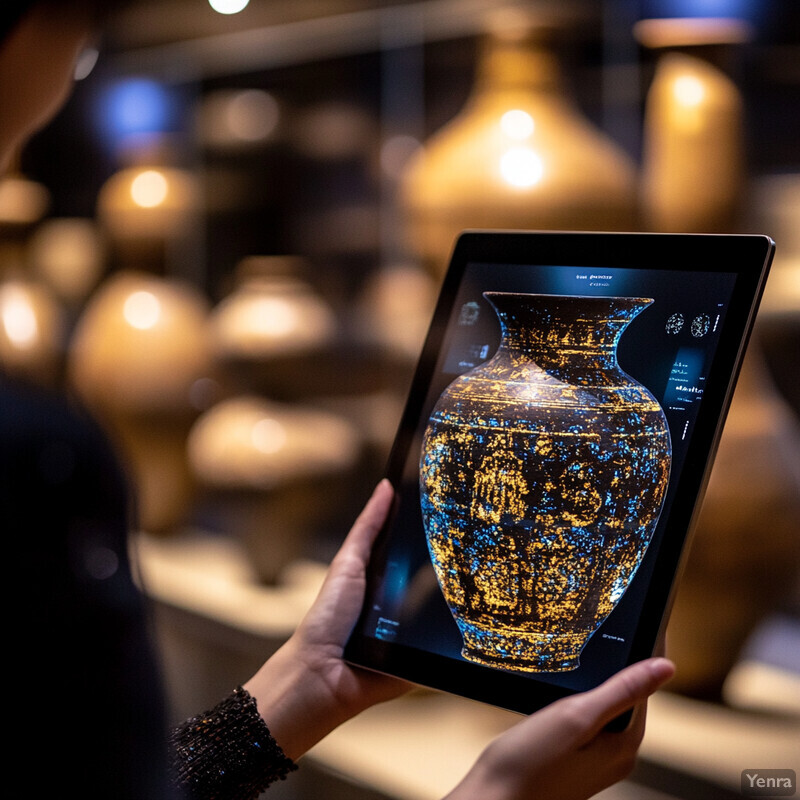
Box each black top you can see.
[2,376,295,798]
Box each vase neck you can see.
[473,28,564,97]
[484,292,652,371]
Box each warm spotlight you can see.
[209,0,250,14]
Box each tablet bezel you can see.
[344,230,775,716]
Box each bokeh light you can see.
[123,291,162,330]
[97,78,173,146]
[130,170,169,208]
[209,0,250,14]
[500,147,544,188]
[501,109,535,140]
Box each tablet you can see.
[345,230,774,722]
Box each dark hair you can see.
[0,0,129,44]
[0,1,37,41]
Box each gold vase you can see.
[68,270,213,534]
[637,17,750,233]
[400,15,637,274]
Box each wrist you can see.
[243,638,352,761]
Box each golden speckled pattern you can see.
[420,293,671,672]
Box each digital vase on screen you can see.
[420,292,672,672]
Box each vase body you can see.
[209,256,336,400]
[68,270,212,533]
[401,22,636,274]
[187,395,361,584]
[420,293,672,672]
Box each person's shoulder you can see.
[0,375,129,527]
[0,376,117,470]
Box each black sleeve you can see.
[169,686,298,799]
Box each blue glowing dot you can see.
[98,78,174,141]
[642,0,758,20]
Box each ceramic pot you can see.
[69,270,213,533]
[637,17,749,233]
[401,16,636,274]
[187,395,361,584]
[0,278,63,386]
[96,162,200,272]
[420,292,672,672]
[0,171,50,227]
[666,349,800,698]
[28,218,105,306]
[209,256,336,400]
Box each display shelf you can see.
[134,531,800,800]
[306,687,799,800]
[134,528,326,637]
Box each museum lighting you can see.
[130,169,169,208]
[500,147,544,188]
[123,290,162,330]
[208,0,250,15]
[500,109,535,140]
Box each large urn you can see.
[420,293,672,672]
[637,17,750,234]
[68,270,213,534]
[400,14,637,275]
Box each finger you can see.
[335,479,394,564]
[318,479,394,599]
[568,658,674,744]
[575,696,651,780]
[297,480,393,640]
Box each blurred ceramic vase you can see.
[196,88,281,152]
[27,218,105,307]
[637,17,749,232]
[97,164,200,271]
[666,351,800,698]
[356,263,438,362]
[68,270,213,534]
[187,395,361,584]
[209,256,336,399]
[0,172,50,228]
[0,278,63,385]
[400,13,637,274]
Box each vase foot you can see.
[460,622,589,673]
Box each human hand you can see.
[444,657,675,800]
[244,479,412,759]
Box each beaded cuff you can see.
[169,686,297,799]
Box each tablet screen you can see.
[346,232,773,711]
